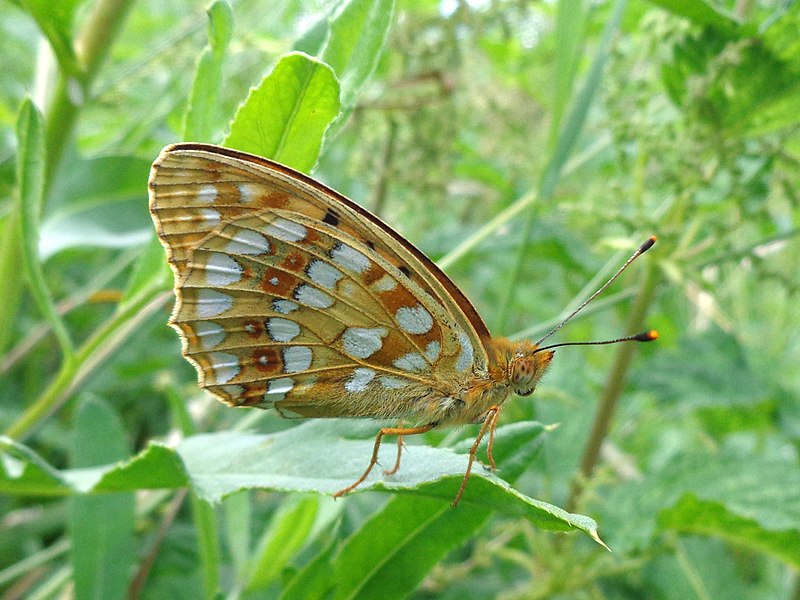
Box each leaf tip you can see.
[590,529,611,552]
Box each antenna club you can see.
[634,330,658,342]
[640,236,657,253]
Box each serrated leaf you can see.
[328,422,536,600]
[601,453,800,566]
[2,421,601,542]
[0,435,74,496]
[646,0,741,33]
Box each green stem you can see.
[44,0,138,187]
[4,289,170,441]
[567,258,659,511]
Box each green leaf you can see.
[279,532,340,600]
[13,0,81,73]
[224,52,341,172]
[326,421,602,600]
[645,0,741,33]
[662,26,800,137]
[91,443,189,492]
[1,421,601,540]
[659,495,800,567]
[0,436,74,496]
[550,0,586,150]
[601,453,800,566]
[183,0,233,141]
[245,495,320,591]
[320,0,395,110]
[223,491,252,581]
[40,154,153,258]
[69,398,135,600]
[16,99,74,358]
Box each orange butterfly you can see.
[148,143,656,505]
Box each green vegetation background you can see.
[1,0,799,598]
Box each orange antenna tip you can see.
[632,330,658,342]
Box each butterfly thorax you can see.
[428,338,554,427]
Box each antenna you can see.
[533,236,657,349]
[535,330,658,353]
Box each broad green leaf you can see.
[0,436,74,496]
[320,0,395,110]
[662,27,800,137]
[224,52,341,172]
[601,454,800,566]
[659,495,800,567]
[40,155,153,258]
[91,443,189,492]
[69,398,135,600]
[328,422,578,600]
[183,0,233,141]
[1,421,601,541]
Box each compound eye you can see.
[511,357,535,386]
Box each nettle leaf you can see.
[662,25,800,136]
[1,421,604,544]
[600,453,800,566]
[323,420,594,600]
[645,0,741,33]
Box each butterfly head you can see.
[509,345,554,397]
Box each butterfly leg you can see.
[384,433,405,476]
[452,405,501,507]
[333,424,436,499]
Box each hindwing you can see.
[148,143,491,419]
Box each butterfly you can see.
[148,143,656,506]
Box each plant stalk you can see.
[567,258,659,511]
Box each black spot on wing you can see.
[323,208,339,227]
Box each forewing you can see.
[148,144,489,418]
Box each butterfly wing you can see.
[149,143,491,421]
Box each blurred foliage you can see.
[1,0,799,599]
